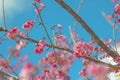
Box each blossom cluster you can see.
[22,20,34,30]
[7,27,19,40]
[34,40,46,54]
[38,51,74,80]
[108,1,120,24]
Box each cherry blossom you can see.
[73,42,94,58]
[7,27,19,39]
[34,40,46,54]
[15,40,26,50]
[35,3,45,15]
[79,68,87,76]
[114,4,120,16]
[0,59,9,69]
[34,47,44,54]
[22,20,34,30]
[2,0,120,80]
[112,0,116,2]
[34,0,42,3]
[58,24,62,29]
[107,14,114,19]
[19,62,33,79]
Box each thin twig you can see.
[68,0,83,46]
[73,0,83,32]
[33,3,55,50]
[2,0,7,29]
[33,3,61,66]
[101,12,120,32]
[101,11,119,52]
[69,26,76,45]
[113,15,118,52]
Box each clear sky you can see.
[0,0,118,80]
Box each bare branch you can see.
[69,26,76,45]
[101,11,120,32]
[2,0,7,29]
[73,0,83,32]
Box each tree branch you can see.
[55,0,119,59]
[0,27,120,70]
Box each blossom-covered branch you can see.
[0,27,120,70]
[55,0,119,59]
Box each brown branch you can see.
[0,26,120,79]
[55,0,119,59]
[16,36,120,69]
[0,27,120,70]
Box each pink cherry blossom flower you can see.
[7,27,18,40]
[19,32,25,37]
[39,3,45,10]
[56,70,65,79]
[58,24,62,29]
[116,18,120,24]
[37,75,45,80]
[19,68,32,78]
[112,0,116,2]
[74,52,81,59]
[88,63,109,76]
[23,62,33,69]
[36,40,46,47]
[107,14,114,19]
[114,56,120,64]
[73,32,78,38]
[73,42,91,58]
[34,47,44,54]
[67,54,74,64]
[18,58,23,63]
[34,40,46,54]
[114,4,120,16]
[99,47,104,52]
[15,40,26,50]
[13,52,20,57]
[42,69,50,74]
[35,3,45,16]
[23,55,28,61]
[0,59,9,69]
[39,58,48,66]
[22,20,34,30]
[19,62,33,79]
[34,0,42,3]
[55,34,66,42]
[79,68,87,76]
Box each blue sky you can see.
[0,0,119,80]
